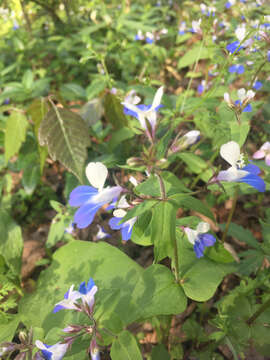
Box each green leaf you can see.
[107,127,134,151]
[4,111,28,163]
[0,316,20,342]
[111,330,142,360]
[46,214,71,248]
[177,152,212,181]
[151,344,170,360]
[0,209,23,277]
[220,222,260,249]
[18,241,143,334]
[177,229,235,301]
[130,264,187,321]
[131,211,153,246]
[104,92,128,129]
[170,194,215,222]
[22,163,40,195]
[79,98,103,127]
[27,98,49,173]
[178,43,211,69]
[207,242,235,263]
[38,104,90,182]
[230,121,250,147]
[86,78,107,100]
[135,171,189,197]
[60,83,86,101]
[120,200,157,223]
[152,201,176,262]
[22,69,34,90]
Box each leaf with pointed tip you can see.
[38,105,90,182]
[5,111,28,163]
[104,92,128,129]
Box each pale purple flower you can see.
[253,142,270,166]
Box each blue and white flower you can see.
[134,30,144,41]
[145,32,155,44]
[190,19,202,34]
[216,141,265,192]
[184,222,216,258]
[53,278,98,313]
[235,88,255,112]
[35,341,69,360]
[122,87,164,140]
[228,64,245,74]
[53,284,81,313]
[69,162,123,229]
[253,80,262,90]
[178,21,186,35]
[225,0,235,9]
[95,225,110,240]
[90,339,100,360]
[109,208,137,241]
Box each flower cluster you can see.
[35,278,99,360]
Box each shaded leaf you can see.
[39,104,90,182]
[111,330,142,360]
[104,92,128,129]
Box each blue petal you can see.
[109,217,122,230]
[69,186,98,207]
[79,281,87,294]
[238,174,265,192]
[199,233,216,247]
[229,65,237,73]
[74,203,102,229]
[253,81,262,90]
[121,224,133,241]
[53,304,65,313]
[225,2,232,8]
[86,278,95,292]
[41,349,53,360]
[243,163,261,175]
[194,241,204,258]
[243,104,252,112]
[123,107,138,118]
[237,65,245,74]
[235,99,242,106]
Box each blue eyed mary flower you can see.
[228,64,245,74]
[253,142,270,166]
[145,32,155,44]
[225,0,235,8]
[69,162,123,228]
[95,225,110,240]
[253,80,262,90]
[178,21,186,35]
[184,222,216,258]
[109,208,137,241]
[190,19,202,34]
[216,141,265,192]
[134,30,144,41]
[53,284,81,313]
[35,341,69,360]
[122,87,164,141]
[90,339,100,360]
[226,41,243,54]
[53,278,98,313]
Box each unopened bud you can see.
[90,339,100,360]
[126,157,145,167]
[18,331,27,343]
[62,325,84,334]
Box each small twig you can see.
[221,186,239,243]
[247,297,270,326]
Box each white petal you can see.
[261,142,270,151]
[237,88,246,102]
[220,141,240,167]
[246,90,255,100]
[86,162,108,191]
[151,86,164,110]
[113,209,127,218]
[35,340,46,350]
[129,176,138,187]
[196,222,210,234]
[121,101,140,114]
[224,92,230,104]
[118,195,130,208]
[217,167,249,182]
[184,227,197,245]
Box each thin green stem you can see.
[180,39,204,115]
[173,235,180,283]
[247,297,270,326]
[221,186,239,243]
[225,336,239,360]
[156,172,166,200]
